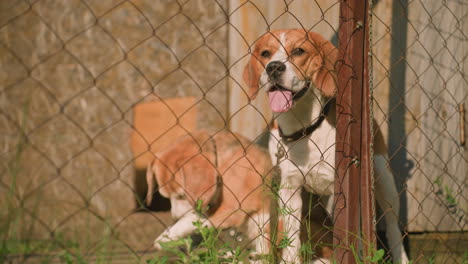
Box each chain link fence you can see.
[370,0,466,263]
[0,0,466,263]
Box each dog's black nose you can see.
[266,61,286,76]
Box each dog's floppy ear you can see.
[146,161,156,206]
[243,52,261,99]
[146,136,201,203]
[147,158,172,202]
[173,133,218,211]
[152,132,219,212]
[179,153,218,211]
[308,32,338,97]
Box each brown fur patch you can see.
[147,130,274,229]
[243,29,338,98]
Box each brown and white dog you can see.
[146,131,272,257]
[243,29,409,263]
[146,130,334,263]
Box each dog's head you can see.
[146,132,218,219]
[243,29,337,112]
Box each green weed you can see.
[149,220,246,264]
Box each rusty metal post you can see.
[334,0,375,263]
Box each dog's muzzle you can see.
[266,61,309,101]
[266,61,286,80]
[265,61,309,112]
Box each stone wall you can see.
[0,0,229,253]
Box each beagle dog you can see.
[243,29,409,264]
[146,130,333,263]
[146,130,272,257]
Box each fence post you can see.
[334,0,375,263]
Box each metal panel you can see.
[334,1,373,263]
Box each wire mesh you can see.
[370,0,466,263]
[0,0,465,263]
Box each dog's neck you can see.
[274,88,332,136]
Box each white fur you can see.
[245,212,271,261]
[170,192,193,220]
[270,92,336,195]
[260,33,308,94]
[154,191,201,250]
[154,210,211,250]
[310,259,331,264]
[374,155,409,264]
[156,193,271,259]
[263,35,408,264]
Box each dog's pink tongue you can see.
[268,90,293,112]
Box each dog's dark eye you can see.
[292,48,305,56]
[260,50,271,58]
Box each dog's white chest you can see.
[269,124,336,195]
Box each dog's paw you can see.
[280,250,300,264]
[400,253,410,264]
[153,240,163,251]
[247,252,261,262]
[153,235,171,251]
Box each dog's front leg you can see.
[279,181,303,264]
[154,210,211,250]
[374,155,409,264]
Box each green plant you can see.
[148,220,246,264]
[1,101,31,263]
[277,232,293,249]
[433,176,465,224]
[349,243,392,264]
[0,102,124,264]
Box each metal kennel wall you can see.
[0,0,466,263]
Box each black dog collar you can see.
[278,100,332,143]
